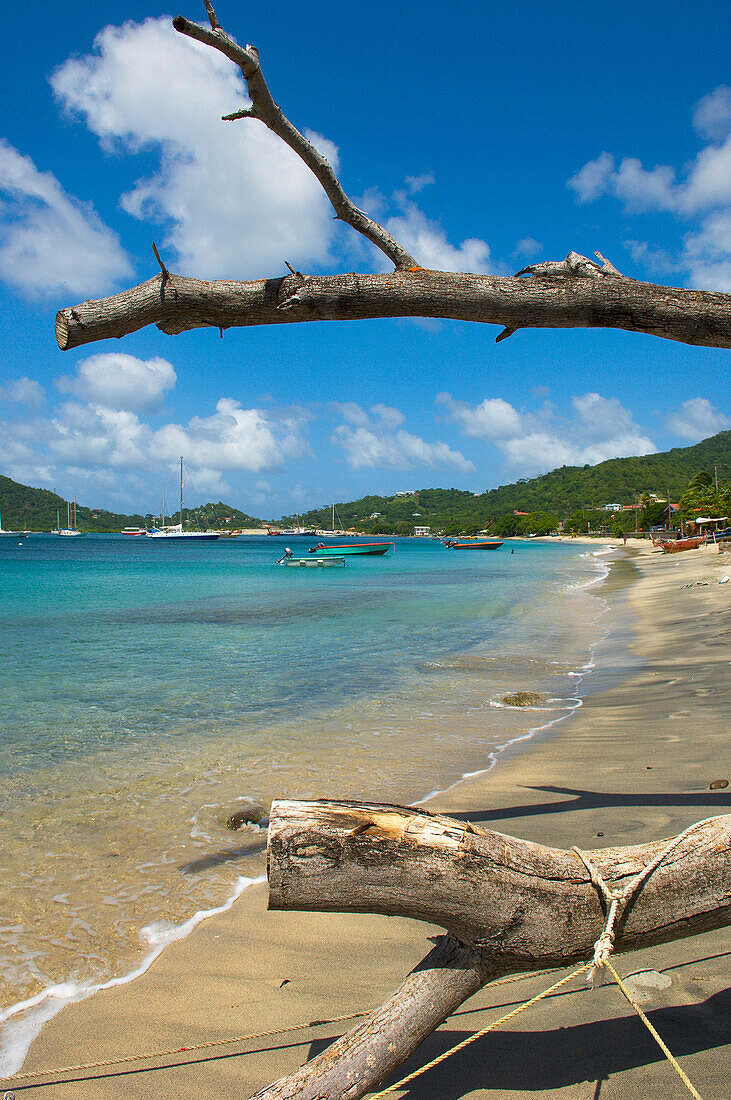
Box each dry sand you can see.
[6,541,730,1099]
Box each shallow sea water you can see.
[0,534,612,1069]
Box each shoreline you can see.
[7,541,730,1098]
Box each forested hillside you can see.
[281,431,730,534]
[0,476,263,532]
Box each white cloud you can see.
[328,399,472,472]
[47,397,309,479]
[329,401,371,426]
[403,173,435,194]
[0,139,132,297]
[385,201,492,272]
[513,237,542,259]
[371,403,405,429]
[0,377,45,407]
[332,424,473,473]
[57,353,177,412]
[665,397,729,441]
[436,394,523,439]
[567,87,731,290]
[51,17,338,279]
[440,390,657,476]
[693,86,731,143]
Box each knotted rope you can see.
[571,815,724,985]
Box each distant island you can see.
[1,429,728,535]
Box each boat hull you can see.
[146,531,220,540]
[280,557,346,567]
[445,540,503,550]
[660,537,706,553]
[310,542,393,557]
[0,531,29,538]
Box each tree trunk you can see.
[251,933,499,1100]
[253,799,731,1099]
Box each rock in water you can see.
[227,803,266,829]
[502,691,541,707]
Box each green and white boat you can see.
[308,542,393,557]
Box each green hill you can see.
[280,430,731,534]
[0,476,264,532]
[3,430,728,534]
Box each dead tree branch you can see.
[252,799,731,1099]
[56,267,731,350]
[54,5,731,352]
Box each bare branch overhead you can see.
[54,4,731,352]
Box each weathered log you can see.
[253,799,730,1099]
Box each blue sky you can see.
[0,0,729,518]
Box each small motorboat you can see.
[444,540,503,550]
[309,542,393,557]
[277,557,346,567]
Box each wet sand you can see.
[7,540,730,1099]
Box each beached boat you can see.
[146,459,220,540]
[659,535,707,553]
[444,539,503,550]
[278,557,346,568]
[0,501,29,538]
[309,542,393,557]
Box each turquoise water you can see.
[0,534,610,1069]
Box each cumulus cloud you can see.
[385,201,492,272]
[0,376,45,408]
[332,424,473,472]
[436,394,523,439]
[693,86,731,143]
[567,86,731,289]
[51,17,339,279]
[57,353,177,412]
[665,397,729,441]
[439,390,657,476]
[371,403,405,429]
[0,140,132,297]
[46,396,310,482]
[329,400,472,472]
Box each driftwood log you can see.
[252,799,731,1099]
[55,3,731,352]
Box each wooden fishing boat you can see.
[309,542,393,557]
[660,535,706,553]
[444,539,503,550]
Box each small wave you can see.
[0,873,265,1078]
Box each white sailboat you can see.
[0,500,29,538]
[56,500,85,537]
[146,459,219,540]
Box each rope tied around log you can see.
[571,814,728,985]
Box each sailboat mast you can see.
[332,502,335,534]
[180,456,184,530]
